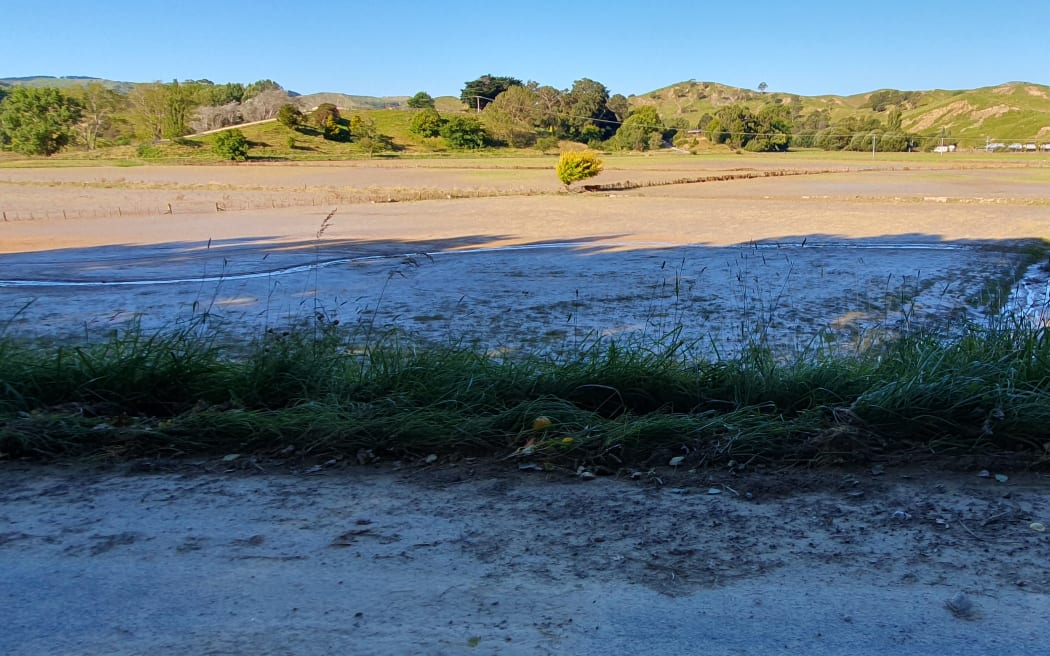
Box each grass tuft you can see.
[2,321,1050,467]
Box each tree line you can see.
[0,78,288,155]
[0,74,936,157]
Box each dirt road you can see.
[1,462,1047,655]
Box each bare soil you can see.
[1,461,1047,655]
[2,158,1049,352]
[1,157,1049,653]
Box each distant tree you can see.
[865,89,920,112]
[128,82,169,141]
[243,79,283,101]
[563,78,618,141]
[440,114,487,149]
[72,82,124,150]
[746,104,792,152]
[163,79,195,138]
[460,74,523,111]
[408,107,443,137]
[482,85,540,147]
[814,125,852,151]
[312,103,340,129]
[277,103,304,129]
[792,109,831,147]
[354,117,394,157]
[196,82,245,106]
[556,151,603,189]
[758,81,768,94]
[531,84,566,134]
[606,93,630,123]
[192,102,242,133]
[887,107,903,131]
[0,86,83,155]
[241,89,291,122]
[322,116,350,142]
[708,104,756,148]
[213,128,249,160]
[611,106,665,151]
[407,91,435,109]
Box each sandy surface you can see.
[2,159,1049,352]
[1,462,1048,655]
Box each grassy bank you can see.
[2,321,1048,468]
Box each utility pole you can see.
[872,134,877,159]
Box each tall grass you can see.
[2,319,1048,466]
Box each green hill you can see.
[0,75,136,94]
[294,92,409,110]
[633,80,1050,145]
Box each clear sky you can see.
[3,0,1047,98]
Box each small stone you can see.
[1030,522,1046,532]
[977,469,991,478]
[945,592,974,619]
[707,487,722,495]
[669,456,685,467]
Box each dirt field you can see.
[2,156,1049,352]
[2,155,1049,653]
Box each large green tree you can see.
[482,85,540,146]
[460,74,523,111]
[408,107,443,138]
[163,79,195,138]
[277,103,304,129]
[440,114,487,149]
[407,92,435,109]
[311,103,340,129]
[0,86,83,155]
[611,106,665,151]
[563,78,617,141]
[747,104,792,152]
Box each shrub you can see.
[440,115,487,149]
[534,135,559,153]
[277,104,303,129]
[556,151,603,188]
[322,117,350,142]
[213,129,249,161]
[136,143,161,159]
[311,103,340,129]
[409,108,443,138]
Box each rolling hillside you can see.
[0,75,136,94]
[3,74,1049,151]
[634,80,1050,144]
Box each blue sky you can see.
[3,0,1046,98]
